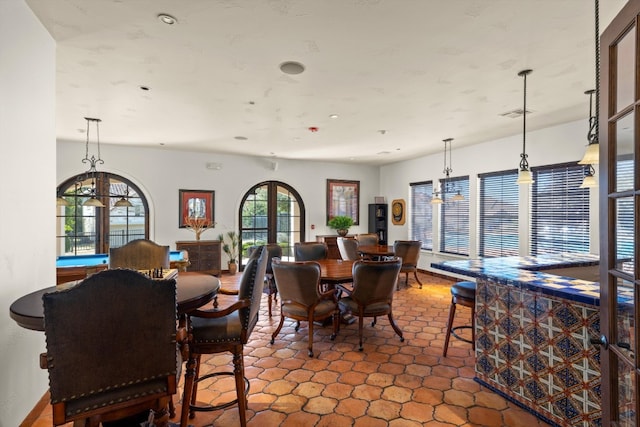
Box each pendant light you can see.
[81,118,105,207]
[579,0,600,187]
[432,138,463,204]
[516,69,534,185]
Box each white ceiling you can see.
[25,0,626,165]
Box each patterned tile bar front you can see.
[432,254,602,427]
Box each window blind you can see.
[531,162,590,254]
[479,170,519,257]
[440,176,470,255]
[410,181,433,250]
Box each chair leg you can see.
[232,347,248,427]
[188,354,202,419]
[180,352,198,427]
[267,294,273,317]
[387,311,404,342]
[307,314,315,357]
[270,311,286,344]
[413,270,423,289]
[471,304,476,351]
[443,298,456,357]
[330,310,339,340]
[358,309,364,351]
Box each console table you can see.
[175,240,221,276]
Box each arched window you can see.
[56,172,149,255]
[239,181,305,266]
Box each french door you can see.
[238,181,305,267]
[600,1,640,425]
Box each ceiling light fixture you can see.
[579,0,600,188]
[432,138,463,204]
[516,69,534,185]
[80,117,105,207]
[157,13,177,25]
[279,61,305,75]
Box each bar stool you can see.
[442,281,476,356]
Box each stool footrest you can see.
[451,325,473,344]
[189,371,250,413]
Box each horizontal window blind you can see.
[440,176,469,256]
[479,170,519,257]
[410,181,433,250]
[531,162,589,254]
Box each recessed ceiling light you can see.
[234,136,248,141]
[157,13,177,25]
[139,85,150,91]
[329,114,339,119]
[279,61,305,75]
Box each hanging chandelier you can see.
[516,69,534,185]
[579,0,600,188]
[432,138,464,204]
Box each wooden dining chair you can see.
[337,237,359,261]
[109,239,170,270]
[337,258,403,351]
[355,233,378,247]
[294,242,328,261]
[270,259,340,357]
[393,240,423,289]
[41,269,178,427]
[248,243,283,317]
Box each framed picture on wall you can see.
[326,179,360,225]
[391,199,406,225]
[179,189,215,228]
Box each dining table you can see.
[9,271,221,332]
[316,259,355,284]
[357,244,395,258]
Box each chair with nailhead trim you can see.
[42,269,178,427]
[180,246,268,427]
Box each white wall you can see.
[0,0,56,425]
[57,143,380,260]
[380,119,600,272]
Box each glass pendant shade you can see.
[452,191,465,201]
[578,142,599,165]
[57,197,70,207]
[431,194,443,205]
[580,174,598,188]
[83,197,105,207]
[114,197,133,207]
[517,169,534,185]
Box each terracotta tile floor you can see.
[28,271,551,427]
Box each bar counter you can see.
[431,253,602,427]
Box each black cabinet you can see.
[368,204,388,245]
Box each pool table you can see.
[56,251,189,285]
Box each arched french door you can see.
[238,181,305,267]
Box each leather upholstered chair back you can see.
[271,259,339,357]
[392,240,424,289]
[109,239,170,270]
[355,233,378,247]
[337,237,359,260]
[337,257,404,351]
[350,258,402,306]
[294,242,328,261]
[237,246,269,340]
[42,269,177,426]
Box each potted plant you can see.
[218,231,239,274]
[328,215,354,237]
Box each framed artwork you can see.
[179,189,215,228]
[391,199,406,225]
[326,179,360,225]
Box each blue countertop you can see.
[431,253,610,306]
